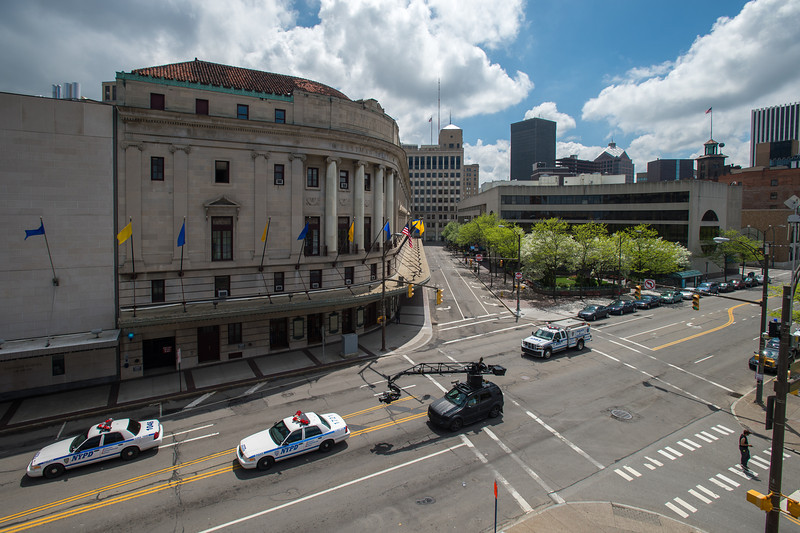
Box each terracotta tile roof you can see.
[129,59,350,101]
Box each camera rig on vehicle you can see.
[374,358,507,404]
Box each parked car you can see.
[634,294,661,309]
[741,276,756,288]
[578,304,610,321]
[729,279,744,290]
[718,282,734,293]
[755,274,771,285]
[679,289,697,300]
[607,300,636,315]
[659,290,682,304]
[696,282,719,295]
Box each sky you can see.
[2,0,798,184]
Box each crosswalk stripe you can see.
[709,477,734,491]
[624,466,642,477]
[615,468,634,481]
[695,433,713,443]
[678,441,695,451]
[689,489,713,504]
[658,449,676,460]
[684,438,702,448]
[674,497,698,513]
[666,502,689,518]
[645,463,657,470]
[729,466,751,479]
[748,457,770,469]
[664,446,683,457]
[716,473,740,487]
[762,449,791,458]
[716,424,735,434]
[700,431,718,441]
[645,456,663,467]
[697,485,720,499]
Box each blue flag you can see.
[383,221,391,241]
[177,220,186,247]
[297,222,309,240]
[24,221,45,240]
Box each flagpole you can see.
[362,223,383,264]
[179,217,186,312]
[259,217,270,271]
[39,217,58,286]
[128,217,136,317]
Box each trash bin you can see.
[341,333,358,357]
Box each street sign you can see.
[515,272,523,280]
[476,254,483,261]
[643,279,655,290]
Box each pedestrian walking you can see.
[739,429,752,470]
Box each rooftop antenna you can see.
[437,78,441,138]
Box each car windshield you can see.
[268,420,291,444]
[533,329,554,340]
[69,434,86,453]
[444,387,468,407]
[584,306,598,311]
[763,349,779,360]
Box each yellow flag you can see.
[117,221,132,245]
[348,221,354,242]
[261,220,269,242]
[412,219,425,234]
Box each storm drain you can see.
[611,409,632,421]
[416,497,436,505]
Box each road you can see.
[0,245,796,532]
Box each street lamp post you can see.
[516,231,521,322]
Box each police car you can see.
[26,418,163,479]
[237,410,349,471]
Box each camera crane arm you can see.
[377,358,506,404]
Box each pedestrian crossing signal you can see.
[436,289,443,305]
[692,293,700,311]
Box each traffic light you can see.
[692,293,700,311]
[500,259,503,267]
[407,284,415,298]
[746,489,773,512]
[634,285,641,299]
[787,496,800,518]
[436,289,443,305]
[768,319,780,338]
[377,316,384,325]
[789,359,800,396]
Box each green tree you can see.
[571,222,608,287]
[524,218,575,289]
[627,224,690,279]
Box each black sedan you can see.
[634,295,661,309]
[718,282,734,293]
[578,305,610,321]
[607,300,636,315]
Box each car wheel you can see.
[543,348,552,359]
[44,463,65,479]
[488,405,502,418]
[449,418,464,431]
[121,446,140,461]
[319,439,335,453]
[576,339,584,351]
[257,456,275,471]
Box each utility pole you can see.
[756,244,770,404]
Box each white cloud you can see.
[465,139,510,184]
[556,141,605,162]
[524,102,576,137]
[582,0,800,168]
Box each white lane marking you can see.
[439,262,465,321]
[360,379,386,388]
[696,485,720,499]
[645,456,663,467]
[402,354,448,393]
[442,323,529,345]
[709,477,734,491]
[623,362,636,370]
[762,449,791,458]
[666,502,689,518]
[624,466,641,477]
[716,473,740,487]
[728,466,751,479]
[700,431,718,441]
[749,456,770,469]
[439,317,507,331]
[460,435,533,513]
[200,442,468,532]
[694,355,714,364]
[695,433,713,443]
[684,438,702,449]
[674,497,698,513]
[678,441,695,452]
[625,321,684,338]
[159,432,219,449]
[371,384,416,397]
[615,468,633,481]
[239,383,265,397]
[716,424,735,434]
[510,398,604,470]
[438,313,503,327]
[166,424,215,438]
[482,427,565,504]
[664,446,683,457]
[55,421,67,441]
[664,363,734,393]
[183,391,216,411]
[645,463,657,470]
[689,489,713,504]
[658,449,676,461]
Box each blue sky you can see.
[1,0,797,182]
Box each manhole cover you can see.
[611,409,632,420]
[416,497,436,505]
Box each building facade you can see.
[510,118,556,181]
[404,125,464,242]
[457,180,742,273]
[463,163,479,199]
[644,159,695,182]
[696,139,727,181]
[751,102,800,166]
[594,142,634,183]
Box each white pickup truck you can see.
[521,318,592,359]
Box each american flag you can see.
[402,224,413,248]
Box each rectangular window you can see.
[275,109,286,123]
[370,263,377,280]
[364,217,372,250]
[364,172,371,191]
[215,160,230,183]
[770,192,778,199]
[151,279,165,303]
[345,266,354,285]
[151,156,164,181]
[150,93,165,110]
[227,323,242,345]
[215,275,231,297]
[339,170,349,190]
[237,104,249,120]
[771,179,779,186]
[196,99,209,115]
[274,164,285,185]
[310,270,322,289]
[211,217,233,261]
[338,216,351,254]
[304,216,321,256]
[52,354,65,376]
[307,167,319,188]
[274,271,284,292]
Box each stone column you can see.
[386,169,395,240]
[325,157,339,255]
[375,165,385,246]
[289,153,306,259]
[354,161,366,252]
[171,145,191,262]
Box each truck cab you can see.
[521,318,591,359]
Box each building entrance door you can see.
[308,313,323,344]
[270,318,289,349]
[342,308,354,334]
[142,337,176,374]
[197,326,220,363]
